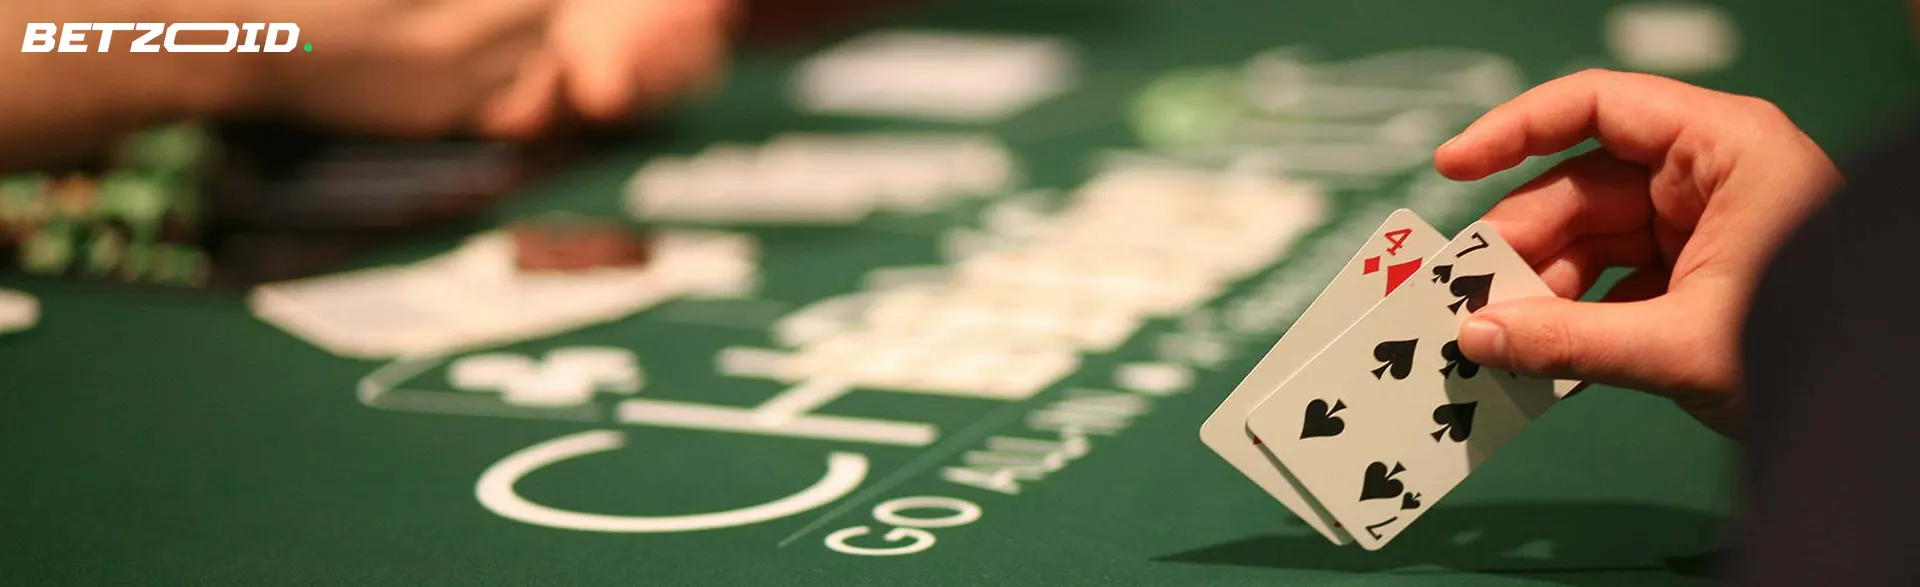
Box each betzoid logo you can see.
[22,23,301,53]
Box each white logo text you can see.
[22,23,300,53]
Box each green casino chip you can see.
[119,241,154,281]
[83,227,125,277]
[3,122,216,286]
[21,221,76,275]
[0,174,48,225]
[98,171,173,241]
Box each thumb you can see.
[1455,294,1740,403]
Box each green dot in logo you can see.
[303,43,312,52]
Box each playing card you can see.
[251,230,758,359]
[249,263,470,358]
[1245,222,1564,550]
[399,234,674,343]
[1200,208,1445,545]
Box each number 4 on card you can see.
[1362,231,1424,298]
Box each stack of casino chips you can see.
[1,119,580,289]
[0,124,215,287]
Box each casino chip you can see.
[507,216,653,272]
[0,288,39,334]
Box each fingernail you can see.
[1460,318,1508,365]
[1437,135,1461,151]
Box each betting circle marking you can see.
[476,429,870,533]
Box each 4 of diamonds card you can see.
[1200,208,1445,545]
[1244,222,1568,550]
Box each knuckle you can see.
[1738,96,1789,123]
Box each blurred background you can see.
[0,0,1914,292]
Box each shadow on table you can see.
[1157,501,1731,587]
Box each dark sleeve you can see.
[1726,122,1920,586]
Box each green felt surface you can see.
[4,1,1918,585]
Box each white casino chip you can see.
[0,288,38,334]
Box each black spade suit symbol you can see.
[1371,339,1418,380]
[1360,462,1408,501]
[1300,399,1347,439]
[1448,274,1494,314]
[1431,402,1478,442]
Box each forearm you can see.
[0,1,254,171]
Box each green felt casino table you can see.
[4,1,1919,585]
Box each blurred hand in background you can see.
[0,0,737,167]
[254,0,737,139]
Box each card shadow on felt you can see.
[1155,502,1731,587]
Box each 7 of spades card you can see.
[1243,222,1566,550]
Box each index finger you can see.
[1434,69,1759,181]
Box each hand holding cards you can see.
[1203,209,1576,550]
